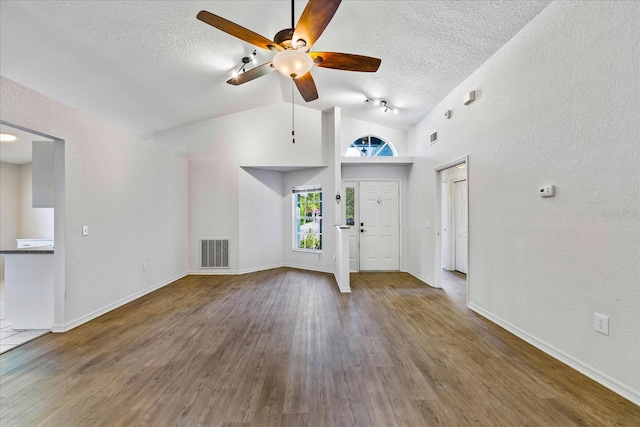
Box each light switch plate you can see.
[82,226,88,236]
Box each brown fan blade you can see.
[197,10,282,52]
[292,0,341,49]
[310,52,381,72]
[294,72,319,102]
[226,62,275,85]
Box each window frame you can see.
[292,185,323,253]
[346,135,397,157]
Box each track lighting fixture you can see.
[231,50,258,78]
[365,97,397,114]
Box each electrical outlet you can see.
[594,313,609,335]
[142,262,147,271]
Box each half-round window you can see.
[346,136,396,157]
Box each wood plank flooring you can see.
[1,268,638,426]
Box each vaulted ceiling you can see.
[0,1,551,137]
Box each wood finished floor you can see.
[1,268,638,426]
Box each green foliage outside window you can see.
[345,187,355,225]
[295,190,322,251]
[302,232,321,250]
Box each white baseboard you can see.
[404,269,438,288]
[188,270,235,275]
[333,272,351,294]
[188,263,334,276]
[52,272,188,333]
[468,302,640,406]
[284,263,334,275]
[238,264,285,275]
[189,263,286,275]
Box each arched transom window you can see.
[346,135,396,157]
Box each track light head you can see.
[233,50,259,79]
[365,97,396,114]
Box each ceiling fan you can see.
[197,0,381,102]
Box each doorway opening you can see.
[436,158,468,302]
[342,180,401,272]
[0,120,65,351]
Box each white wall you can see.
[0,162,19,276]
[1,75,189,330]
[155,102,329,274]
[155,103,410,276]
[155,102,412,278]
[239,168,284,273]
[18,162,54,239]
[188,160,241,271]
[406,1,639,403]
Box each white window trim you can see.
[292,185,323,253]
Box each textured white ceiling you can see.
[0,1,551,136]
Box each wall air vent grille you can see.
[430,131,438,145]
[200,239,229,268]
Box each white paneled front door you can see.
[359,181,400,271]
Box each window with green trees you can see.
[293,186,322,251]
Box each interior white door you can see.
[342,181,359,272]
[454,180,468,274]
[441,182,448,268]
[359,181,399,271]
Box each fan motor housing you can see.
[274,28,294,48]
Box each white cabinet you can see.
[4,252,54,329]
[16,239,54,249]
[32,141,55,208]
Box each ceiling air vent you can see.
[430,131,438,145]
[201,239,229,269]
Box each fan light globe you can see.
[272,49,314,79]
